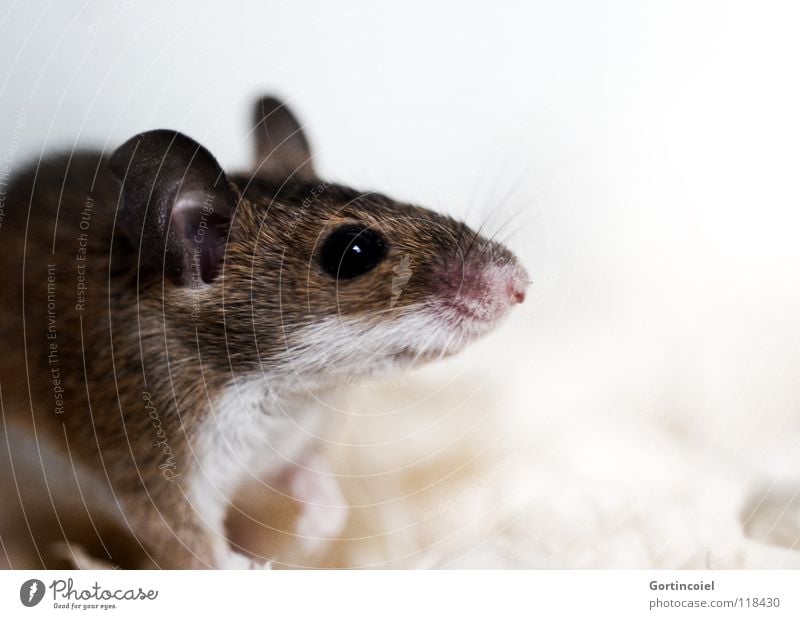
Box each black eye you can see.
[319,224,388,279]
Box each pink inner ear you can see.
[173,199,230,284]
[197,234,225,284]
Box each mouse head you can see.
[110,97,529,386]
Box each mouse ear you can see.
[109,130,238,285]
[252,96,317,182]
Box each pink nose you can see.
[507,269,530,305]
[436,260,530,323]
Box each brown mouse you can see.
[0,96,529,568]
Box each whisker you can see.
[496,216,540,247]
[464,218,489,263]
[489,166,532,221]
[479,205,531,256]
[461,150,512,229]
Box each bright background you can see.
[2,0,800,567]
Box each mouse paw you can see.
[290,455,349,559]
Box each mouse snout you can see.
[436,256,530,324]
[507,267,529,305]
[487,261,530,307]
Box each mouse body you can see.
[0,97,529,568]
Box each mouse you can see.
[0,96,529,569]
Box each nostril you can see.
[507,271,530,305]
[508,281,528,304]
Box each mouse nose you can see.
[507,267,530,305]
[436,258,530,323]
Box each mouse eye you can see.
[319,224,388,279]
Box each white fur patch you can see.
[188,377,328,566]
[277,308,510,386]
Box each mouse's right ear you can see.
[109,130,238,286]
[252,96,317,182]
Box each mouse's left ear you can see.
[109,130,238,286]
[251,96,317,182]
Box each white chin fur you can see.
[275,309,501,386]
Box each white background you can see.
[2,1,800,313]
